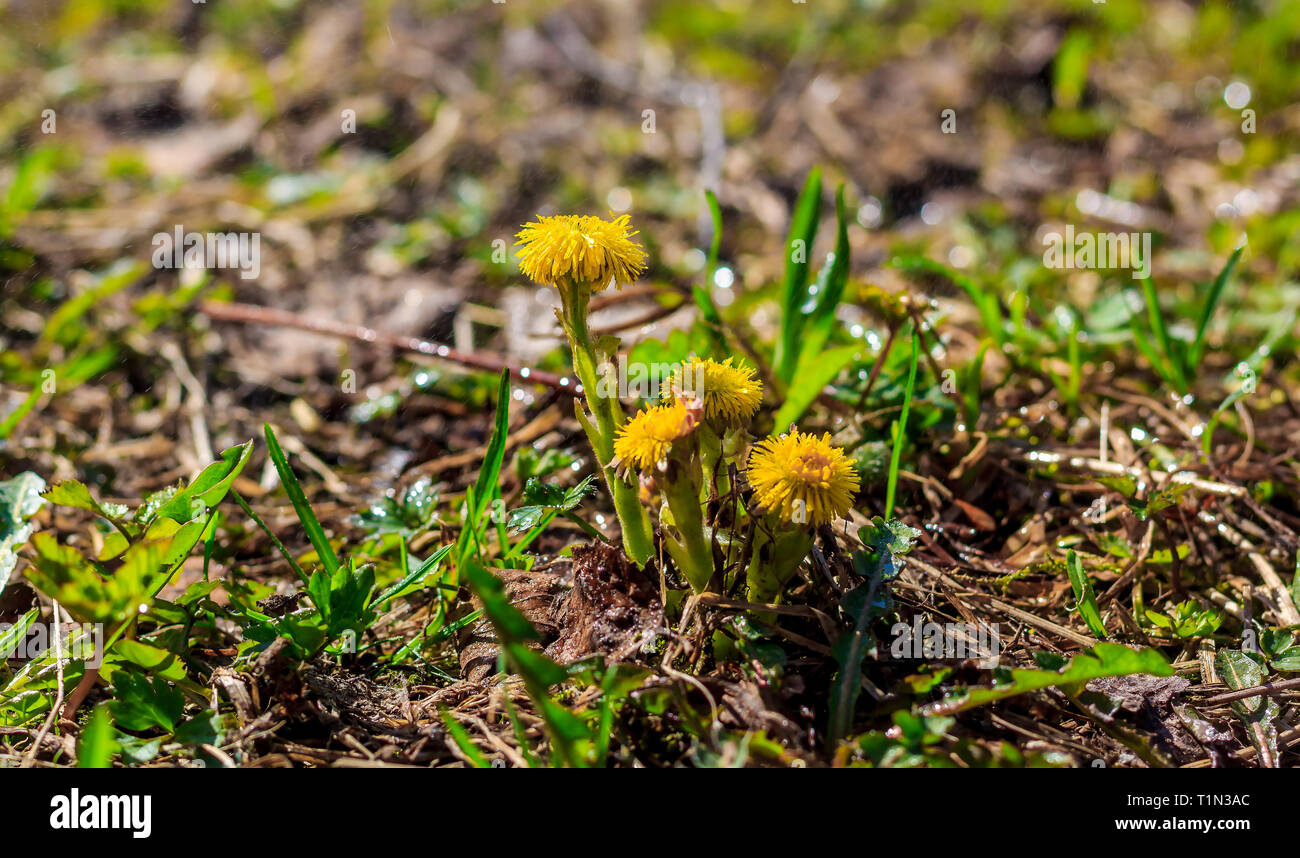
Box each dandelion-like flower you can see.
[515,214,648,290]
[664,357,763,428]
[614,400,699,473]
[747,431,859,527]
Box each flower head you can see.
[664,357,763,428]
[614,400,700,473]
[747,431,859,527]
[515,214,648,291]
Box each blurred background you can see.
[1,0,1298,492]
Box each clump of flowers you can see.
[518,213,858,604]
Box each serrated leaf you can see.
[43,480,130,524]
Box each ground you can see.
[2,0,1300,768]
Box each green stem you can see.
[661,459,714,593]
[556,282,655,566]
[744,523,814,622]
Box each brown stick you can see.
[1201,676,1300,706]
[198,301,581,396]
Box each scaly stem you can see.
[745,521,814,622]
[555,281,655,567]
[661,458,714,593]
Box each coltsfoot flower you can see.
[747,431,859,527]
[614,399,700,473]
[664,357,763,428]
[515,214,648,290]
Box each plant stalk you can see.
[555,281,655,566]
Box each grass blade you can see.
[1189,245,1243,372]
[692,189,729,358]
[774,168,822,383]
[1067,549,1107,638]
[263,423,339,576]
[884,330,919,520]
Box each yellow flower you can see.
[515,214,648,290]
[614,400,699,473]
[747,431,859,527]
[664,357,763,428]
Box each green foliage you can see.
[772,179,856,423]
[77,704,119,768]
[0,471,45,595]
[922,643,1173,716]
[454,371,511,575]
[774,168,824,384]
[1131,247,1245,394]
[846,710,1063,768]
[1066,549,1107,639]
[884,330,920,520]
[1145,600,1222,639]
[828,517,920,744]
[351,477,440,538]
[264,424,339,577]
[110,671,185,733]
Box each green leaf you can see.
[1215,648,1279,767]
[44,480,130,525]
[1269,647,1300,672]
[1066,549,1107,638]
[455,371,511,571]
[774,168,822,383]
[1189,246,1243,373]
[112,639,187,682]
[373,543,453,608]
[351,477,440,537]
[153,440,253,524]
[264,424,339,576]
[439,709,492,768]
[77,704,118,768]
[0,147,58,236]
[772,344,858,429]
[507,474,597,534]
[796,185,851,363]
[0,608,38,658]
[1052,29,1091,111]
[884,330,920,520]
[110,670,185,733]
[0,471,45,594]
[922,643,1173,715]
